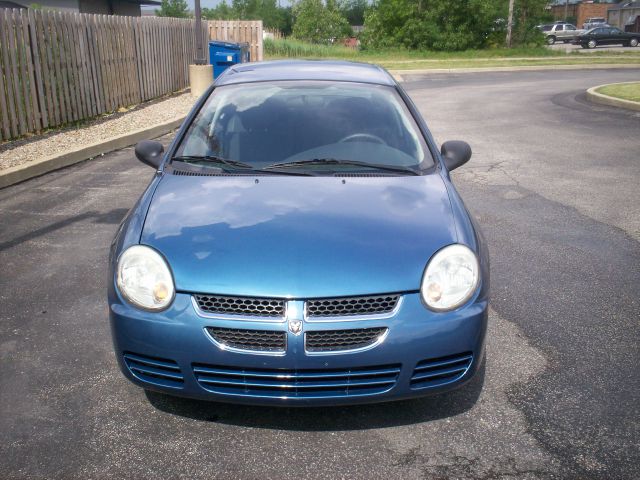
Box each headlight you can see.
[116,245,175,311]
[421,244,479,311]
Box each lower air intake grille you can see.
[192,363,401,399]
[305,327,387,352]
[194,294,286,317]
[206,327,286,352]
[306,294,400,317]
[124,353,184,388]
[410,352,473,389]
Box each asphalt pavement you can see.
[547,43,637,53]
[1,68,639,479]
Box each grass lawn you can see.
[596,82,640,102]
[264,38,640,70]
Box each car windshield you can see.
[174,81,433,172]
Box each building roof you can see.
[0,0,160,8]
[0,1,26,8]
[215,60,395,87]
[609,1,640,10]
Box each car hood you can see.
[141,174,458,298]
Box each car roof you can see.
[214,60,397,87]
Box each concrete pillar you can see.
[189,64,214,98]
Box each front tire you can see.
[588,39,597,49]
[547,36,556,45]
[630,38,639,47]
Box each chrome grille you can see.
[410,352,473,389]
[305,327,387,352]
[123,353,184,388]
[206,327,286,352]
[192,363,401,398]
[194,294,286,317]
[306,294,400,317]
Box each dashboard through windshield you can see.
[174,81,434,173]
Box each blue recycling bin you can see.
[209,41,250,78]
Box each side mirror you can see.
[441,140,472,171]
[135,140,164,169]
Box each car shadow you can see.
[0,208,129,252]
[144,360,485,431]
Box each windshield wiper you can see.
[172,155,254,170]
[262,158,421,175]
[171,155,316,176]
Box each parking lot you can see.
[1,68,639,479]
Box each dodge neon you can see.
[108,60,489,406]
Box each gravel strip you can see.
[0,93,196,171]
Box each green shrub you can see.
[292,0,352,44]
[264,38,358,58]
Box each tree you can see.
[506,0,515,47]
[202,1,234,20]
[292,0,352,43]
[156,0,190,18]
[203,1,293,34]
[510,0,548,46]
[361,0,546,51]
[339,0,367,26]
[275,7,294,36]
[362,0,502,51]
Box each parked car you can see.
[583,17,608,30]
[538,22,583,44]
[574,26,640,48]
[108,60,489,406]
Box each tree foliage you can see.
[155,0,190,18]
[338,0,367,26]
[510,0,548,46]
[361,0,547,51]
[292,0,352,43]
[202,2,233,20]
[361,0,500,50]
[202,0,293,34]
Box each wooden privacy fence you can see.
[209,20,263,64]
[264,28,284,40]
[0,9,209,142]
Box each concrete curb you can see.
[586,82,640,112]
[0,115,186,190]
[390,63,640,80]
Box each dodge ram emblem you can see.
[289,319,302,336]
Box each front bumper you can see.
[109,292,488,406]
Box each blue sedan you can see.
[108,60,489,406]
